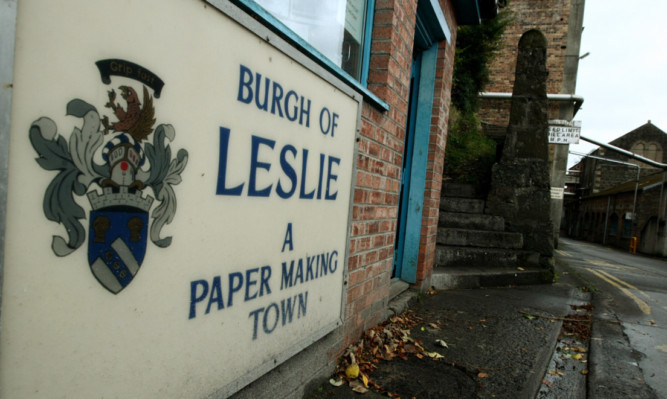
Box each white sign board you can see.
[548,120,581,144]
[550,187,565,200]
[1,1,359,398]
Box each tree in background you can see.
[444,7,512,185]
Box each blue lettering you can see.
[298,291,308,318]
[189,280,208,319]
[319,107,331,135]
[271,81,284,117]
[294,259,304,286]
[249,292,308,340]
[245,268,259,301]
[228,272,244,307]
[319,253,328,277]
[306,255,315,281]
[216,130,338,201]
[282,223,294,252]
[316,153,325,200]
[281,296,297,326]
[285,90,298,121]
[237,64,253,104]
[331,113,339,137]
[329,250,338,273]
[263,303,280,335]
[318,109,339,137]
[260,265,272,296]
[325,156,340,200]
[249,308,262,340]
[216,127,244,195]
[236,64,311,127]
[300,97,311,127]
[255,73,270,111]
[206,276,224,315]
[277,145,297,199]
[299,149,315,199]
[281,261,294,290]
[248,135,275,197]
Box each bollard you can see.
[629,237,638,254]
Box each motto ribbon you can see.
[96,59,165,98]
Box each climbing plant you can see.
[444,7,513,184]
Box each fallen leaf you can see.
[581,369,589,375]
[517,267,526,271]
[415,353,424,359]
[429,322,441,329]
[572,353,584,360]
[361,372,369,388]
[404,343,418,353]
[523,314,536,320]
[424,351,444,359]
[435,339,449,348]
[571,347,588,353]
[542,379,554,388]
[350,380,368,393]
[329,378,343,387]
[478,372,489,378]
[548,370,564,376]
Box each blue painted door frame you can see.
[393,43,438,283]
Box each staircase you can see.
[431,182,553,290]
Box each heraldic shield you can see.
[88,194,152,294]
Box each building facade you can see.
[563,122,667,256]
[0,0,497,398]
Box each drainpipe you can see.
[603,196,610,245]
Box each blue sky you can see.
[567,0,667,167]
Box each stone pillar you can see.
[486,29,554,270]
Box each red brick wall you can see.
[418,2,458,287]
[343,0,458,349]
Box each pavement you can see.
[303,259,594,399]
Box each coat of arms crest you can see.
[30,59,188,294]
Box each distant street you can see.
[557,237,667,398]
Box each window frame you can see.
[229,0,388,111]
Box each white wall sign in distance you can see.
[548,119,581,144]
[550,187,565,200]
[0,0,360,397]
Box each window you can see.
[254,0,372,82]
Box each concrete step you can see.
[430,267,554,290]
[439,211,505,231]
[441,182,484,199]
[435,245,540,269]
[436,228,523,249]
[439,197,485,214]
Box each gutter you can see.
[479,92,585,116]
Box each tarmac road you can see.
[557,237,666,398]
